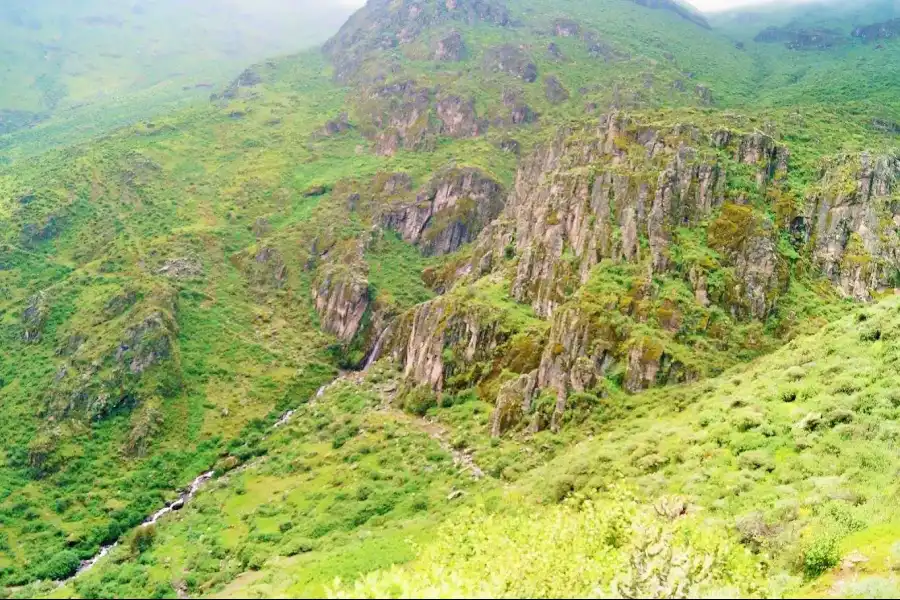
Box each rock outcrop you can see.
[805,152,900,299]
[544,75,570,105]
[22,292,50,343]
[363,82,487,155]
[312,242,370,342]
[852,19,900,42]
[324,0,510,82]
[436,95,484,138]
[553,18,581,37]
[46,286,180,419]
[367,81,435,156]
[381,167,505,255]
[484,45,538,82]
[502,89,537,125]
[753,26,844,50]
[434,30,466,60]
[385,290,513,392]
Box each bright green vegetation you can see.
[1,0,900,597]
[327,294,900,598]
[32,367,488,598]
[0,0,358,160]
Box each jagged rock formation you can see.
[377,115,808,434]
[852,18,900,41]
[46,287,180,419]
[324,0,510,82]
[805,152,900,299]
[312,241,371,342]
[484,45,538,82]
[380,167,505,256]
[471,115,787,318]
[434,30,466,60]
[380,279,530,395]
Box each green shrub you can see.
[281,536,317,557]
[129,525,157,554]
[37,550,81,581]
[402,386,437,417]
[802,535,839,578]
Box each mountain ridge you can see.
[1,0,900,596]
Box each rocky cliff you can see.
[366,113,898,436]
[381,167,505,256]
[312,240,371,342]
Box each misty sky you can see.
[339,0,818,13]
[689,0,817,10]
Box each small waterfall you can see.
[363,325,391,371]
[274,409,294,428]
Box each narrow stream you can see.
[62,382,333,584]
[69,470,215,580]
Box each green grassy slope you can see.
[320,294,900,598]
[0,0,358,160]
[0,0,899,596]
[47,295,900,598]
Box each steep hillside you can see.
[0,0,358,160]
[0,0,899,596]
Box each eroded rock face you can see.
[324,0,510,82]
[368,81,435,156]
[434,30,466,60]
[46,287,181,419]
[381,167,505,256]
[708,204,783,319]
[388,294,511,392]
[22,292,50,343]
[806,152,900,299]
[312,242,370,342]
[490,371,538,436]
[544,75,570,105]
[484,45,538,82]
[436,95,484,137]
[535,305,614,428]
[474,115,765,318]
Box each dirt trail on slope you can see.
[332,371,486,480]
